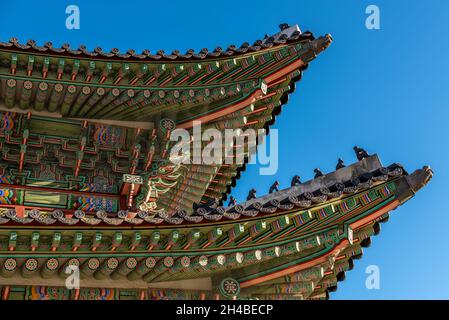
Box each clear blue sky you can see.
[1,0,448,299]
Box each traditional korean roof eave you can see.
[0,25,333,214]
[0,26,316,62]
[0,155,432,227]
[0,155,432,300]
[0,28,331,118]
[226,166,433,299]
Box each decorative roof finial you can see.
[336,158,346,170]
[269,181,280,194]
[291,175,301,186]
[279,23,290,31]
[247,188,257,201]
[314,168,324,178]
[353,146,370,161]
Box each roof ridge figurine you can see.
[247,188,257,201]
[291,175,301,186]
[269,181,280,194]
[336,158,346,170]
[353,146,370,161]
[314,168,324,178]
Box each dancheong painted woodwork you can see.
[0,24,432,300]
